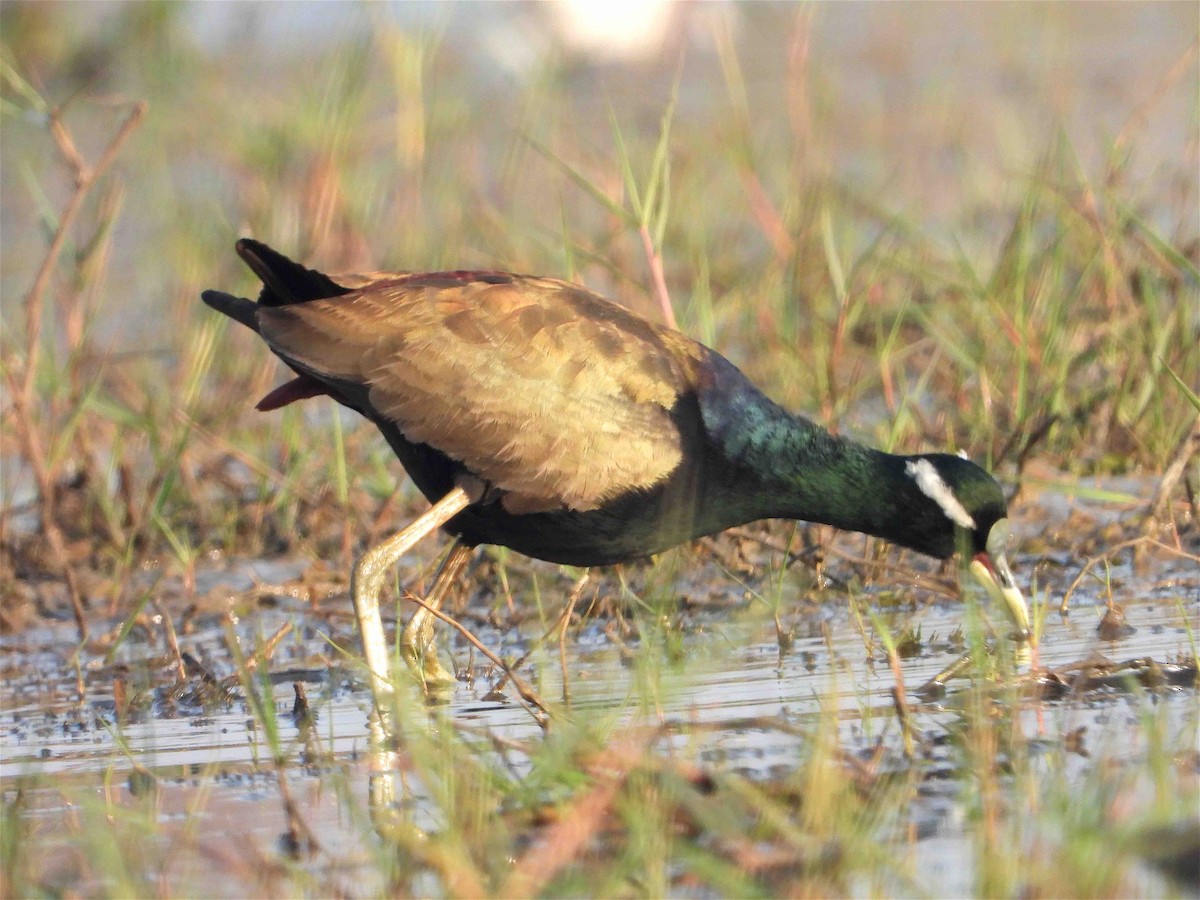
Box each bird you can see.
[202,239,1032,701]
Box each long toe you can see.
[406,640,456,689]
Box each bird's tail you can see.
[201,290,260,332]
[234,238,351,306]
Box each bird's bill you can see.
[969,548,1034,646]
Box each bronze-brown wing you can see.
[330,270,410,291]
[256,274,703,513]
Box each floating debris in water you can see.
[1097,603,1137,640]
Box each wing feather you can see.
[256,275,701,512]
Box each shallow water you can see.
[5,545,1193,766]
[2,500,1196,896]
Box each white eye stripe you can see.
[905,459,977,530]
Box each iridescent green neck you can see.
[696,352,944,556]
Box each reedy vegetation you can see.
[1,6,1197,897]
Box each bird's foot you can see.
[401,639,457,692]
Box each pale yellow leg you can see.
[401,539,475,686]
[350,482,478,705]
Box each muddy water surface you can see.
[2,484,1197,897]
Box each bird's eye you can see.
[986,517,1010,558]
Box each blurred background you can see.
[1,11,1197,894]
[4,2,1194,334]
[1,1,1197,574]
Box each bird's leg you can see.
[350,481,479,705]
[401,539,475,686]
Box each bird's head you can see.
[902,454,1033,646]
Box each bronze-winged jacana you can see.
[203,239,1031,700]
